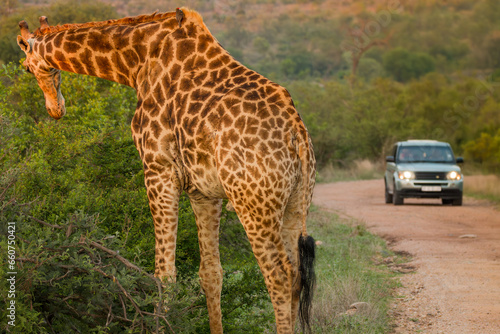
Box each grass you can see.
[317,160,384,183]
[307,206,400,333]
[464,174,500,205]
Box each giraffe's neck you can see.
[32,17,182,88]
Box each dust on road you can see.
[313,179,500,333]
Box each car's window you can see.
[391,145,397,158]
[397,145,455,163]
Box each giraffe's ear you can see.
[17,35,31,53]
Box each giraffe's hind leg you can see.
[189,195,224,334]
[281,186,310,328]
[282,202,303,328]
[281,182,316,333]
[234,207,296,334]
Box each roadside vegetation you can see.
[307,207,400,333]
[316,159,385,183]
[0,71,400,329]
[0,67,274,333]
[0,63,400,331]
[463,174,500,205]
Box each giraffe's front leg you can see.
[189,195,224,334]
[144,168,182,282]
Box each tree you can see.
[0,1,118,64]
[357,57,384,82]
[463,131,500,172]
[342,25,392,85]
[383,48,435,82]
[482,31,500,69]
[0,0,18,17]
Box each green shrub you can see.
[383,48,435,82]
[0,64,272,333]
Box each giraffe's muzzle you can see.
[45,94,66,119]
[43,69,66,119]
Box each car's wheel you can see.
[385,180,393,204]
[392,179,404,205]
[442,199,453,205]
[452,195,463,206]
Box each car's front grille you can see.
[414,172,447,180]
[414,182,449,186]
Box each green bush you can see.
[0,64,272,333]
[383,48,435,82]
[463,130,500,172]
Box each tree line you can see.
[2,0,498,170]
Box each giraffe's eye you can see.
[25,66,32,74]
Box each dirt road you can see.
[313,180,500,333]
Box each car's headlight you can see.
[398,171,415,180]
[447,171,462,180]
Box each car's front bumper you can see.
[395,179,463,199]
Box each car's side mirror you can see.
[386,156,395,163]
[456,157,464,164]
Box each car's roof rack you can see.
[398,140,448,146]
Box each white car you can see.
[385,140,464,205]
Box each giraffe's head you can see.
[17,18,66,120]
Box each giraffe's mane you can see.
[32,7,205,37]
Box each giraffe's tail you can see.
[294,123,316,333]
[298,234,316,333]
[295,126,315,238]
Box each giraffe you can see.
[17,8,316,333]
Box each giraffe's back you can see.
[176,78,305,212]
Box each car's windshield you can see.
[397,145,455,163]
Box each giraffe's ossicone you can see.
[17,8,316,333]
